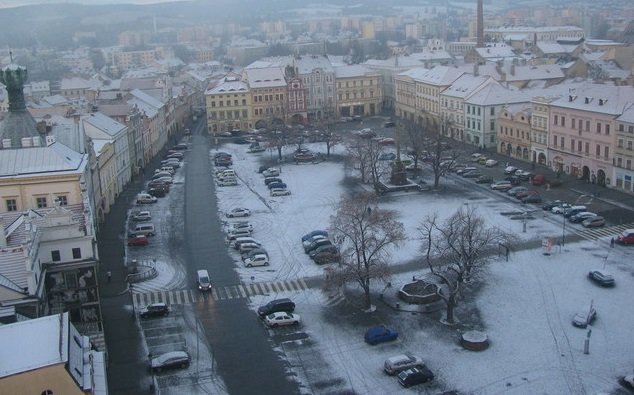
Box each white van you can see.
[197,270,212,291]
[133,223,155,236]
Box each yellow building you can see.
[496,104,533,161]
[205,76,251,133]
[334,65,382,117]
[243,67,287,129]
[0,312,107,395]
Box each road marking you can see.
[132,278,312,307]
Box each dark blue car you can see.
[364,325,398,345]
[267,182,287,190]
[301,230,329,242]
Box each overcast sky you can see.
[0,0,187,8]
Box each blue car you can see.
[301,230,328,242]
[364,325,398,345]
[267,182,287,190]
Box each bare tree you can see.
[328,193,406,310]
[422,118,461,189]
[346,138,389,185]
[418,206,516,324]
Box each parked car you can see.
[384,121,396,128]
[262,168,280,177]
[475,175,493,184]
[257,298,295,318]
[616,229,634,245]
[514,190,538,200]
[147,181,170,192]
[217,178,238,186]
[309,244,339,259]
[136,193,157,204]
[504,165,518,174]
[264,177,282,186]
[226,208,251,218]
[242,247,269,261]
[227,229,253,241]
[264,312,301,327]
[551,203,573,214]
[506,186,528,197]
[166,152,184,160]
[267,182,287,190]
[228,221,253,233]
[532,173,546,185]
[127,235,149,246]
[456,166,477,175]
[304,238,333,254]
[377,137,395,146]
[490,180,512,191]
[149,351,190,372]
[462,170,482,178]
[233,236,259,250]
[588,270,615,287]
[505,175,522,185]
[152,171,172,180]
[313,251,340,265]
[569,212,597,223]
[583,216,605,228]
[542,200,566,211]
[517,171,534,181]
[364,325,398,345]
[397,366,434,388]
[238,242,262,254]
[271,188,291,196]
[572,305,597,328]
[563,206,588,218]
[521,194,543,204]
[384,354,424,375]
[132,211,152,221]
[485,159,499,167]
[139,303,170,318]
[155,176,173,184]
[470,153,483,162]
[148,185,167,197]
[244,254,269,267]
[301,230,328,243]
[379,152,396,161]
[171,143,188,151]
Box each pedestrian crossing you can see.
[574,222,634,241]
[132,278,309,307]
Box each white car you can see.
[302,235,327,249]
[226,208,251,218]
[136,193,157,204]
[270,188,291,196]
[228,221,253,232]
[551,203,572,214]
[263,168,280,177]
[132,211,152,221]
[239,242,262,253]
[264,312,301,327]
[244,254,269,267]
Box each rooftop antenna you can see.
[9,49,13,63]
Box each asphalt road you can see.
[184,125,300,394]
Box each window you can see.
[6,199,17,212]
[628,141,633,150]
[572,119,576,129]
[561,116,565,127]
[618,139,624,148]
[490,107,495,116]
[55,196,68,206]
[585,142,589,154]
[605,124,610,135]
[596,144,601,156]
[561,137,565,147]
[617,157,622,167]
[604,146,609,158]
[578,141,582,152]
[36,197,47,208]
[553,135,557,146]
[596,123,601,133]
[628,159,632,169]
[554,115,558,125]
[586,120,590,131]
[571,139,575,151]
[51,250,61,262]
[72,248,81,259]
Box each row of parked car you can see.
[301,230,340,264]
[262,167,292,196]
[223,218,271,268]
[540,200,606,228]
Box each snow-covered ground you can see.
[212,142,634,394]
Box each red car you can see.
[127,235,149,246]
[616,229,634,245]
[515,190,539,199]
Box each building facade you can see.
[334,65,382,117]
[614,104,634,194]
[205,77,251,134]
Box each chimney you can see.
[473,63,479,76]
[32,136,41,146]
[599,99,604,105]
[21,137,33,147]
[46,135,56,146]
[2,138,11,148]
[569,95,573,102]
[0,220,6,248]
[585,97,590,104]
[477,0,484,48]
[510,64,515,76]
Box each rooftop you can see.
[244,67,286,89]
[334,64,375,78]
[0,141,87,177]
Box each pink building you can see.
[547,84,634,186]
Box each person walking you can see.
[107,271,112,283]
[610,238,615,248]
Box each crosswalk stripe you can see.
[276,282,286,292]
[288,279,300,291]
[298,278,308,290]
[237,285,247,298]
[269,282,279,293]
[258,283,267,294]
[211,288,219,300]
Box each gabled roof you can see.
[334,64,375,78]
[205,79,249,95]
[465,84,530,106]
[551,84,634,115]
[244,67,286,88]
[441,74,494,99]
[616,103,634,124]
[129,89,163,109]
[82,112,126,138]
[0,312,69,378]
[0,141,87,177]
[401,66,464,87]
[504,64,565,82]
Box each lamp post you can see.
[562,212,566,247]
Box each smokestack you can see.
[477,0,484,48]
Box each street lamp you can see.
[562,213,566,247]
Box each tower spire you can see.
[477,0,484,48]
